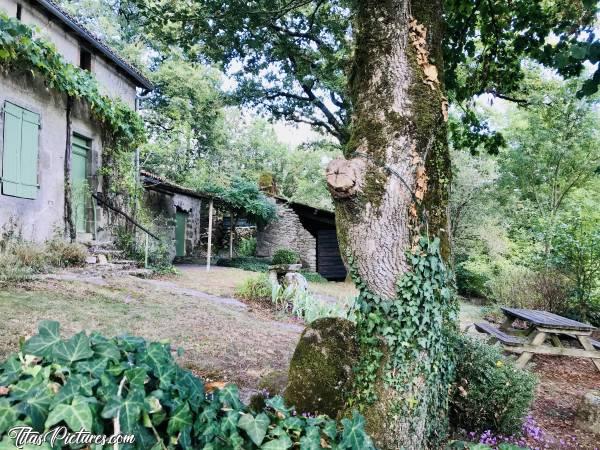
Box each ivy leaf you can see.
[23,320,61,358]
[18,386,53,431]
[75,357,108,377]
[125,368,147,388]
[299,427,322,450]
[167,402,192,435]
[340,412,373,450]
[218,384,244,410]
[45,395,93,432]
[0,398,17,435]
[265,396,293,418]
[52,332,94,364]
[0,355,21,385]
[261,435,293,450]
[102,388,144,434]
[238,412,270,446]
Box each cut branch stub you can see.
[326,158,365,199]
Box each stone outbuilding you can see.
[256,197,347,280]
[140,170,217,260]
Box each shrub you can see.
[486,264,540,308]
[0,252,33,283]
[237,236,257,257]
[0,322,374,449]
[450,335,537,435]
[115,227,172,272]
[235,273,272,301]
[456,261,490,298]
[216,256,271,272]
[44,238,87,268]
[271,248,300,265]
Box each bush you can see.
[235,273,272,301]
[115,227,172,272]
[216,256,271,272]
[0,252,33,283]
[237,237,257,257]
[450,335,537,435]
[271,248,300,265]
[486,264,539,308]
[0,322,374,449]
[456,261,490,298]
[44,238,87,268]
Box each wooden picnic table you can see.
[477,307,600,372]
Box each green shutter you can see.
[2,103,22,197]
[1,102,39,199]
[19,109,40,199]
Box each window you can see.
[16,3,22,20]
[80,48,92,71]
[1,102,40,199]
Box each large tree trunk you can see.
[326,1,451,448]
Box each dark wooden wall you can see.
[317,228,347,280]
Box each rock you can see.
[85,256,97,264]
[96,254,108,265]
[283,272,308,292]
[575,390,600,434]
[284,317,358,418]
[249,370,289,413]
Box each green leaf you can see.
[238,412,270,446]
[299,427,322,450]
[45,395,93,432]
[340,412,373,450]
[75,357,108,377]
[52,332,94,364]
[0,398,17,435]
[261,436,293,450]
[0,355,21,385]
[218,384,244,410]
[167,402,192,435]
[93,342,121,362]
[23,320,61,357]
[125,367,147,388]
[19,386,53,431]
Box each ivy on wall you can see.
[0,13,145,152]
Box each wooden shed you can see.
[256,197,347,280]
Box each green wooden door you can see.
[71,135,91,233]
[175,211,187,257]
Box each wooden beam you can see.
[537,327,592,336]
[577,336,600,372]
[507,344,600,359]
[206,199,213,272]
[515,331,547,368]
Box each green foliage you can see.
[235,273,272,302]
[237,237,257,257]
[550,216,600,323]
[0,13,145,152]
[114,227,173,273]
[215,256,271,273]
[271,249,300,266]
[44,239,88,268]
[449,335,537,435]
[349,237,458,446]
[0,322,375,449]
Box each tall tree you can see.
[131,0,600,448]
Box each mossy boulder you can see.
[284,317,358,418]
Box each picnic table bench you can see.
[475,307,600,372]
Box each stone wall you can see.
[256,202,317,271]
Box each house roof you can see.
[33,0,153,90]
[270,195,336,225]
[140,170,216,200]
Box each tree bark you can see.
[326,1,451,448]
[64,96,76,242]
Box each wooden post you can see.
[229,210,234,259]
[144,233,149,269]
[515,330,547,368]
[206,199,213,271]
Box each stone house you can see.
[0,0,152,242]
[256,197,347,280]
[140,170,217,260]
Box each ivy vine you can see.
[0,13,145,152]
[347,236,458,444]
